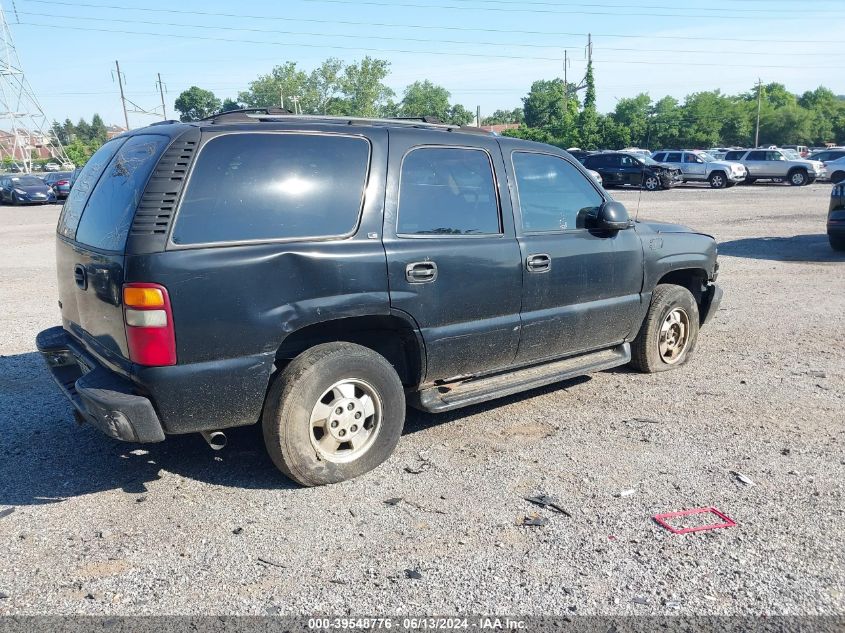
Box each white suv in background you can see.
[651,150,747,188]
[723,148,825,186]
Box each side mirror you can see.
[594,200,632,231]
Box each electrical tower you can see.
[0,2,69,173]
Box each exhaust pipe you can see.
[200,430,227,450]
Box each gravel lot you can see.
[0,183,843,617]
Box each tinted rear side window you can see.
[57,138,126,240]
[397,147,501,236]
[724,151,745,161]
[74,134,170,251]
[172,133,370,245]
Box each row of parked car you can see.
[0,170,75,205]
[569,146,841,191]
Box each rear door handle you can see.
[526,253,551,272]
[405,261,438,283]
[73,264,87,290]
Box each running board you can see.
[412,343,630,413]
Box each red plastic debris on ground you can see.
[653,507,737,534]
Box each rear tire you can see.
[830,234,845,251]
[708,171,727,189]
[788,169,808,186]
[629,284,700,373]
[262,342,406,486]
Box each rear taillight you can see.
[122,282,176,366]
[56,180,68,186]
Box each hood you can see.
[636,220,714,239]
[710,159,744,170]
[15,183,50,194]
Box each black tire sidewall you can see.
[263,343,405,486]
[631,284,700,373]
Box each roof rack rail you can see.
[201,107,293,123]
[388,116,444,124]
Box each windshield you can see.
[640,156,659,165]
[698,152,717,161]
[13,176,44,187]
[783,149,800,159]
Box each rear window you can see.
[58,138,126,240]
[171,133,371,245]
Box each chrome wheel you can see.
[710,174,724,188]
[309,378,381,464]
[658,307,690,364]
[790,171,806,186]
[644,176,660,191]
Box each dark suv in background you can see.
[37,111,721,486]
[829,182,845,251]
[582,151,682,190]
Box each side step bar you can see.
[412,343,630,413]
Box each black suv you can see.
[37,112,722,486]
[582,152,682,191]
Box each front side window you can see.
[684,154,703,164]
[652,153,665,162]
[172,133,371,245]
[768,151,786,161]
[512,152,604,233]
[665,153,682,163]
[74,135,169,251]
[397,147,500,236]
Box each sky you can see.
[5,0,845,128]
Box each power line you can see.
[23,0,845,44]
[18,21,845,71]
[15,10,845,58]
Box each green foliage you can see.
[482,108,523,126]
[397,80,474,125]
[49,114,111,166]
[174,86,222,122]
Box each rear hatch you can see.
[55,133,171,369]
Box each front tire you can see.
[708,171,727,189]
[262,342,406,486]
[643,174,661,191]
[788,169,808,186]
[629,284,700,373]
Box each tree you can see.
[579,61,599,148]
[339,56,394,117]
[90,114,107,144]
[399,80,451,121]
[482,108,523,126]
[523,79,566,129]
[649,96,682,148]
[237,62,309,110]
[307,58,345,115]
[174,86,222,121]
[449,104,475,126]
[611,94,652,147]
[220,98,241,113]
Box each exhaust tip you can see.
[200,431,227,450]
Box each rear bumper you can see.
[700,283,723,326]
[36,326,165,443]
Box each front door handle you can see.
[526,253,551,273]
[405,261,438,283]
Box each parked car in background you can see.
[823,156,845,185]
[587,169,603,187]
[707,147,733,160]
[0,175,57,204]
[807,147,845,164]
[651,149,746,188]
[34,113,721,486]
[621,147,651,158]
[42,171,74,199]
[43,162,61,172]
[722,148,825,186]
[567,148,595,163]
[828,181,845,250]
[582,152,682,190]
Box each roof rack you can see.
[196,109,492,135]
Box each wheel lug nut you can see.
[354,412,362,419]
[330,420,339,428]
[335,407,343,415]
[350,425,358,432]
[339,429,346,437]
[347,403,354,411]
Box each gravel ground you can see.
[0,184,843,617]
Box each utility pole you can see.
[156,73,167,120]
[476,105,481,127]
[114,60,129,130]
[754,78,762,148]
[280,88,284,110]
